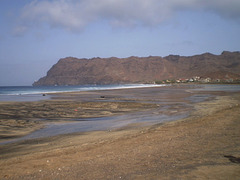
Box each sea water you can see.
[192,84,240,92]
[0,84,165,102]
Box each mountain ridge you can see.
[33,51,240,86]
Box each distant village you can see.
[154,76,240,84]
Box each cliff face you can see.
[33,51,240,86]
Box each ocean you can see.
[0,84,165,102]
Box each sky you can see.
[0,0,240,86]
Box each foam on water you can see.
[0,84,166,101]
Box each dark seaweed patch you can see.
[224,155,240,164]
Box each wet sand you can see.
[0,85,240,179]
[0,85,194,143]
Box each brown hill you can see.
[33,51,240,86]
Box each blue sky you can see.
[0,0,240,86]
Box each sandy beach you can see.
[0,85,240,179]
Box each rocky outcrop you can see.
[33,51,240,86]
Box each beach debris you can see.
[42,94,46,96]
[224,155,240,164]
[100,96,105,98]
[74,109,78,111]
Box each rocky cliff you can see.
[33,51,240,86]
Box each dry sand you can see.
[0,85,240,179]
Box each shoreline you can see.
[0,84,167,102]
[1,83,240,102]
[0,85,240,179]
[0,84,204,144]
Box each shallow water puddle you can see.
[0,109,188,145]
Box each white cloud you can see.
[12,25,28,36]
[203,0,240,19]
[16,0,240,33]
